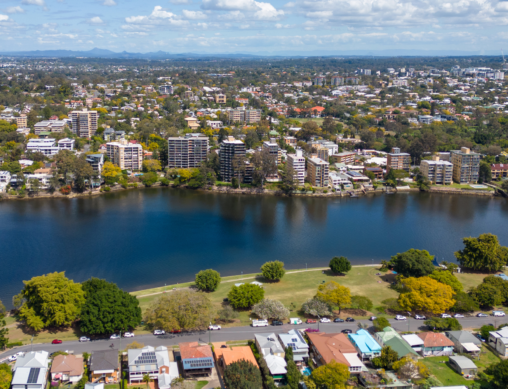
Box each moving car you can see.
[395,315,407,320]
[441,314,452,318]
[7,355,17,362]
[320,318,331,323]
[252,320,269,327]
[306,319,317,324]
[124,332,135,338]
[341,329,352,334]
[52,339,62,344]
[453,314,464,318]
[345,317,355,322]
[415,315,426,320]
[334,318,344,323]
[79,336,90,342]
[208,325,221,331]
[110,334,120,339]
[476,313,488,318]
[153,330,166,335]
[272,320,283,326]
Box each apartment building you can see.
[107,139,143,171]
[70,108,98,138]
[331,152,356,164]
[491,164,508,179]
[284,136,297,147]
[316,146,329,162]
[215,94,226,104]
[86,154,105,178]
[167,134,209,169]
[313,76,325,86]
[450,147,480,184]
[159,85,173,95]
[227,109,261,124]
[262,140,281,165]
[26,138,74,156]
[331,76,344,86]
[307,157,329,187]
[1,114,27,128]
[34,120,66,135]
[287,149,305,186]
[220,137,246,182]
[387,147,411,172]
[420,156,453,184]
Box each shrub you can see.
[329,256,352,274]
[323,190,328,193]
[261,261,286,282]
[217,305,239,322]
[228,284,265,309]
[195,269,221,292]
[104,186,111,192]
[350,295,373,311]
[160,178,170,186]
[60,185,71,195]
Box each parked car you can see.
[272,320,283,326]
[320,318,331,323]
[169,329,182,334]
[441,314,452,318]
[208,325,221,331]
[79,336,90,342]
[52,339,62,344]
[334,318,344,323]
[492,311,506,317]
[289,318,303,325]
[395,315,407,320]
[7,355,17,362]
[341,329,352,334]
[220,345,228,348]
[476,334,486,342]
[153,330,166,335]
[110,334,120,339]
[345,317,355,322]
[453,314,464,318]
[369,316,377,321]
[476,313,488,317]
[415,315,426,320]
[124,332,135,338]
[306,319,317,324]
[252,320,269,327]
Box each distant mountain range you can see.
[0,47,503,59]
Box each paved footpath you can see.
[1,315,507,361]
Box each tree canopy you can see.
[329,256,352,275]
[252,299,289,320]
[315,281,351,314]
[79,278,142,335]
[455,233,508,272]
[223,360,262,389]
[398,276,455,314]
[0,363,13,389]
[428,270,463,293]
[0,301,7,350]
[19,272,85,331]
[228,284,265,309]
[260,261,286,282]
[469,283,504,308]
[311,360,350,389]
[302,298,332,317]
[390,249,435,278]
[372,346,399,370]
[195,269,221,292]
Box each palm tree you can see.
[142,374,151,389]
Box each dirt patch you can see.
[334,308,369,317]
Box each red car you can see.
[169,329,182,334]
[51,339,62,344]
[306,319,317,324]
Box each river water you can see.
[1,189,507,307]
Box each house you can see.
[446,331,482,355]
[307,332,365,374]
[374,327,418,358]
[128,346,179,384]
[11,351,49,389]
[417,332,455,356]
[213,344,258,370]
[348,329,382,360]
[278,329,309,364]
[179,342,214,378]
[488,326,508,356]
[364,167,384,180]
[254,333,287,382]
[184,117,200,130]
[448,356,478,377]
[51,354,84,383]
[90,349,120,384]
[401,334,424,355]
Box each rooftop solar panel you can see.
[27,368,40,384]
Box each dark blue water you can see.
[1,189,507,308]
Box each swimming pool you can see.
[302,367,312,376]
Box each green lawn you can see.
[455,272,490,292]
[422,356,471,386]
[294,118,324,125]
[194,382,208,389]
[476,345,501,372]
[432,183,494,191]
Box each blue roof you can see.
[349,329,382,354]
[496,274,508,281]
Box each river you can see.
[1,189,507,307]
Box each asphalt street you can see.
[1,315,507,361]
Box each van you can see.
[252,320,268,327]
[289,318,303,325]
[492,311,506,317]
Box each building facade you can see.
[451,147,480,184]
[307,157,329,187]
[420,157,453,185]
[168,134,209,169]
[262,141,281,165]
[227,109,261,123]
[287,150,305,186]
[107,139,143,170]
[387,147,411,172]
[70,109,98,138]
[220,138,246,182]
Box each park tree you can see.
[79,278,142,335]
[450,292,480,313]
[228,284,265,309]
[261,260,286,282]
[223,360,262,389]
[390,249,435,278]
[302,298,332,317]
[19,272,85,331]
[329,256,352,275]
[315,281,351,314]
[350,295,373,311]
[428,270,463,293]
[455,233,508,272]
[373,317,390,332]
[398,276,455,314]
[311,360,349,389]
[195,269,221,292]
[481,276,508,303]
[372,346,399,369]
[217,305,238,322]
[0,364,13,389]
[144,289,214,331]
[469,283,504,308]
[252,299,289,320]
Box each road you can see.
[1,315,507,361]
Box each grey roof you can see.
[255,333,285,356]
[449,355,477,369]
[14,351,49,369]
[90,349,119,371]
[447,331,482,346]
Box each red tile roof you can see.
[417,332,454,348]
[179,342,213,360]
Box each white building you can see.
[488,327,508,357]
[12,351,49,389]
[287,149,305,186]
[26,139,60,156]
[107,139,143,170]
[329,172,351,188]
[420,158,453,185]
[206,120,223,129]
[25,174,52,189]
[127,346,179,386]
[58,138,75,151]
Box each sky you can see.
[1,0,508,54]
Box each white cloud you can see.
[182,10,207,19]
[151,5,176,18]
[253,1,284,19]
[103,0,117,6]
[5,6,25,14]
[202,0,284,19]
[21,0,45,6]
[0,14,9,21]
[89,16,104,24]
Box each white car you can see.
[252,320,269,327]
[7,355,17,362]
[208,325,221,331]
[110,334,120,339]
[395,315,407,320]
[320,318,331,323]
[79,336,90,342]
[492,311,506,317]
[441,314,452,318]
[124,332,135,338]
[153,330,166,335]
[453,314,464,318]
[415,315,426,320]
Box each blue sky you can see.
[1,0,508,54]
